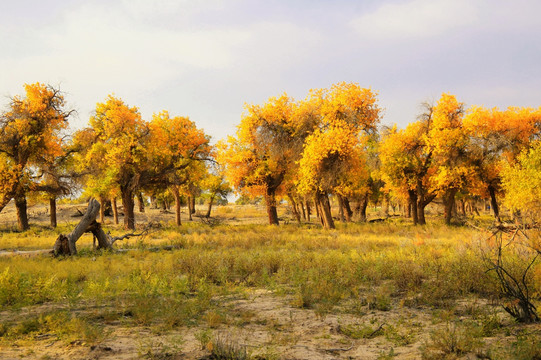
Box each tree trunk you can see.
[443,188,458,225]
[343,197,353,222]
[314,194,324,226]
[337,195,345,222]
[488,185,500,222]
[99,196,106,224]
[206,194,215,218]
[122,191,136,230]
[472,202,480,216]
[171,187,182,226]
[316,191,335,229]
[187,196,193,221]
[191,197,196,214]
[417,202,426,225]
[314,194,321,223]
[408,190,418,225]
[49,197,57,228]
[288,194,301,223]
[54,199,101,255]
[417,193,435,226]
[53,199,115,256]
[357,194,369,222]
[86,220,114,250]
[265,190,279,225]
[305,199,311,222]
[112,197,119,224]
[15,191,29,231]
[460,199,467,217]
[138,192,145,213]
[300,201,306,221]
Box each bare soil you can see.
[1,289,526,360]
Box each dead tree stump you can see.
[53,199,112,256]
[53,198,152,256]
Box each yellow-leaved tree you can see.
[502,140,541,222]
[380,103,437,225]
[297,82,380,228]
[426,93,475,225]
[464,106,541,221]
[217,94,303,225]
[0,83,72,230]
[75,95,149,229]
[201,163,231,218]
[147,110,211,226]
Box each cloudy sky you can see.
[1,0,540,141]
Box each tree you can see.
[426,94,473,225]
[217,95,300,225]
[72,127,119,224]
[147,111,211,226]
[201,164,231,218]
[0,83,72,230]
[33,141,77,228]
[76,95,149,230]
[464,106,541,221]
[299,126,363,228]
[380,104,437,225]
[501,140,541,222]
[297,82,380,228]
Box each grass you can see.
[0,204,539,358]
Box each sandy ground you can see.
[0,289,500,360]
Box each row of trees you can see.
[218,82,541,228]
[1,82,540,231]
[217,82,380,228]
[0,83,229,231]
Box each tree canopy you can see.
[2,82,541,230]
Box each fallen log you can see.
[53,199,154,256]
[54,199,108,256]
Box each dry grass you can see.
[0,201,539,359]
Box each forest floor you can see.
[0,201,539,359]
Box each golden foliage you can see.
[297,83,380,195]
[0,83,70,208]
[502,140,541,217]
[217,94,299,198]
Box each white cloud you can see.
[350,0,478,40]
[2,0,539,140]
[121,0,226,19]
[0,1,323,129]
[55,3,250,70]
[239,22,324,69]
[0,2,250,118]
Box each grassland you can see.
[0,202,539,359]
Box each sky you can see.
[1,0,540,142]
